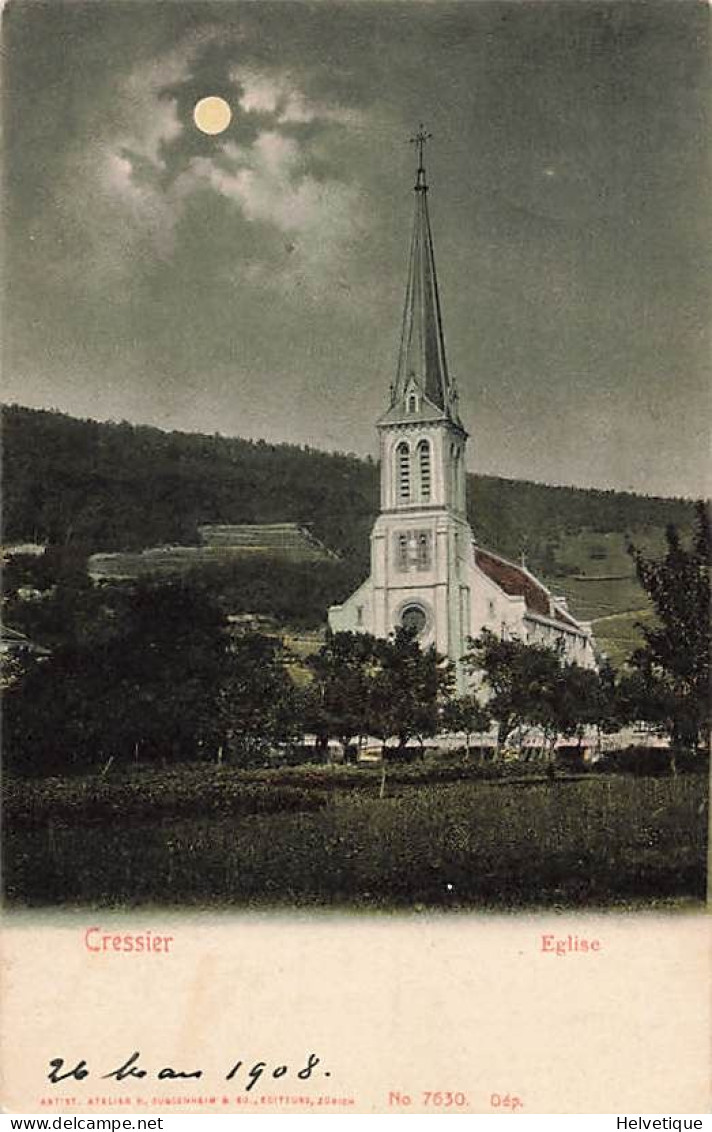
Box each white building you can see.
[328,131,596,689]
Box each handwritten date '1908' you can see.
[48,1052,327,1093]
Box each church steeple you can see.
[389,125,461,427]
[329,136,596,690]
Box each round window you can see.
[400,603,427,635]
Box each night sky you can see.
[4,0,709,497]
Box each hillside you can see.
[2,404,697,663]
[2,404,377,571]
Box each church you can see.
[328,129,596,690]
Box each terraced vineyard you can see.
[89,522,337,580]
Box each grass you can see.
[589,607,658,670]
[3,767,707,911]
[552,528,670,578]
[539,526,673,664]
[552,575,649,622]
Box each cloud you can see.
[34,33,216,287]
[182,130,364,301]
[31,22,370,311]
[118,48,365,293]
[96,145,189,263]
[233,65,363,126]
[191,132,359,238]
[119,68,183,164]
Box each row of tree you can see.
[3,505,709,778]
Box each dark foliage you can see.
[4,580,225,774]
[213,632,301,765]
[3,576,299,776]
[301,630,381,755]
[184,557,366,629]
[2,404,376,572]
[595,746,708,777]
[625,502,711,748]
[368,627,454,752]
[3,771,327,831]
[465,631,616,751]
[299,628,454,772]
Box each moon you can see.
[193,96,232,135]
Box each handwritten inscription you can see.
[540,933,601,955]
[47,1053,328,1094]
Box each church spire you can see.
[392,125,460,423]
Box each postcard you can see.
[1,0,710,1116]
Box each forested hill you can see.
[2,404,696,579]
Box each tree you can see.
[616,663,674,737]
[627,502,710,750]
[4,578,231,774]
[95,580,229,763]
[368,627,453,796]
[586,659,621,750]
[214,632,300,766]
[464,631,618,763]
[464,630,562,754]
[3,546,97,653]
[303,630,380,761]
[441,694,491,756]
[551,662,619,758]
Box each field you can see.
[4,764,707,910]
[587,608,658,670]
[539,527,684,667]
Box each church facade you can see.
[328,132,596,689]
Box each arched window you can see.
[401,603,427,636]
[396,442,410,502]
[396,532,408,570]
[417,439,431,501]
[452,446,461,505]
[417,531,431,568]
[408,393,417,414]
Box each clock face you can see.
[401,603,427,635]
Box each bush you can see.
[674,747,710,774]
[555,746,590,773]
[597,746,674,776]
[4,775,707,908]
[3,769,327,830]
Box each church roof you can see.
[384,127,462,429]
[552,606,583,631]
[475,547,551,617]
[474,547,587,634]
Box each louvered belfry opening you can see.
[418,439,431,501]
[396,441,411,502]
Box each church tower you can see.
[329,127,477,689]
[329,129,597,686]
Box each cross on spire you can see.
[410,123,432,190]
[388,122,461,427]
